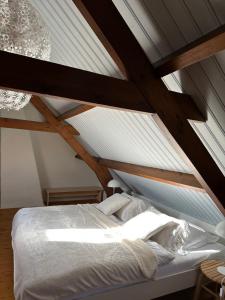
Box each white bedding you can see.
[154,242,225,279]
[12,205,157,300]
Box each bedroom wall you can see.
[0,109,43,208]
[0,104,101,208]
[29,131,100,189]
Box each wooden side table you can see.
[194,260,225,300]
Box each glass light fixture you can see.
[0,0,51,110]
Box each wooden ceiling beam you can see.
[0,50,151,114]
[97,158,204,192]
[75,155,204,191]
[58,92,204,122]
[169,91,205,122]
[154,24,225,77]
[0,117,79,134]
[0,50,203,122]
[74,0,225,213]
[31,96,113,195]
[57,104,95,121]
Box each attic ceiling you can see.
[18,0,225,224]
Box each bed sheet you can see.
[154,242,225,279]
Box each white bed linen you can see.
[12,205,157,300]
[74,242,225,300]
[154,242,225,279]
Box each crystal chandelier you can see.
[0,0,51,110]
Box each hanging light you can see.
[0,0,51,110]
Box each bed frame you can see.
[79,268,198,300]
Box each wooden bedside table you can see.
[194,260,225,300]
[44,186,103,206]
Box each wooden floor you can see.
[0,209,208,300]
[0,208,19,300]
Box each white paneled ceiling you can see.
[30,0,225,224]
[70,108,190,173]
[115,171,224,225]
[31,0,122,78]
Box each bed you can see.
[12,202,225,300]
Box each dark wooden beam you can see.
[74,0,225,213]
[169,91,205,122]
[0,50,203,122]
[97,158,204,192]
[169,92,205,122]
[57,104,95,121]
[0,117,79,135]
[154,24,225,77]
[31,96,113,195]
[58,92,204,122]
[0,50,151,114]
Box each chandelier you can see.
[0,0,51,110]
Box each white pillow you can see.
[146,240,175,265]
[151,221,190,253]
[122,209,172,241]
[182,224,219,251]
[149,207,190,253]
[115,195,149,222]
[96,193,130,216]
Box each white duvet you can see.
[12,205,158,300]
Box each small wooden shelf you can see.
[44,186,103,206]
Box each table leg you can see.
[193,272,204,300]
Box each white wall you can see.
[29,131,100,189]
[0,109,43,208]
[0,104,101,208]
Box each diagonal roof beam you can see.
[154,24,225,77]
[76,155,204,192]
[73,0,225,213]
[57,104,94,121]
[97,158,204,192]
[31,96,113,196]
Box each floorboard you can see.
[0,208,208,300]
[0,209,18,300]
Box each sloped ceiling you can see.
[30,0,225,224]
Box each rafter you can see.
[0,117,79,135]
[0,50,204,122]
[76,155,204,192]
[0,50,151,114]
[58,93,204,122]
[57,104,94,121]
[154,24,225,77]
[31,96,113,195]
[73,0,225,213]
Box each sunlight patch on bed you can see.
[188,249,220,254]
[45,228,122,243]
